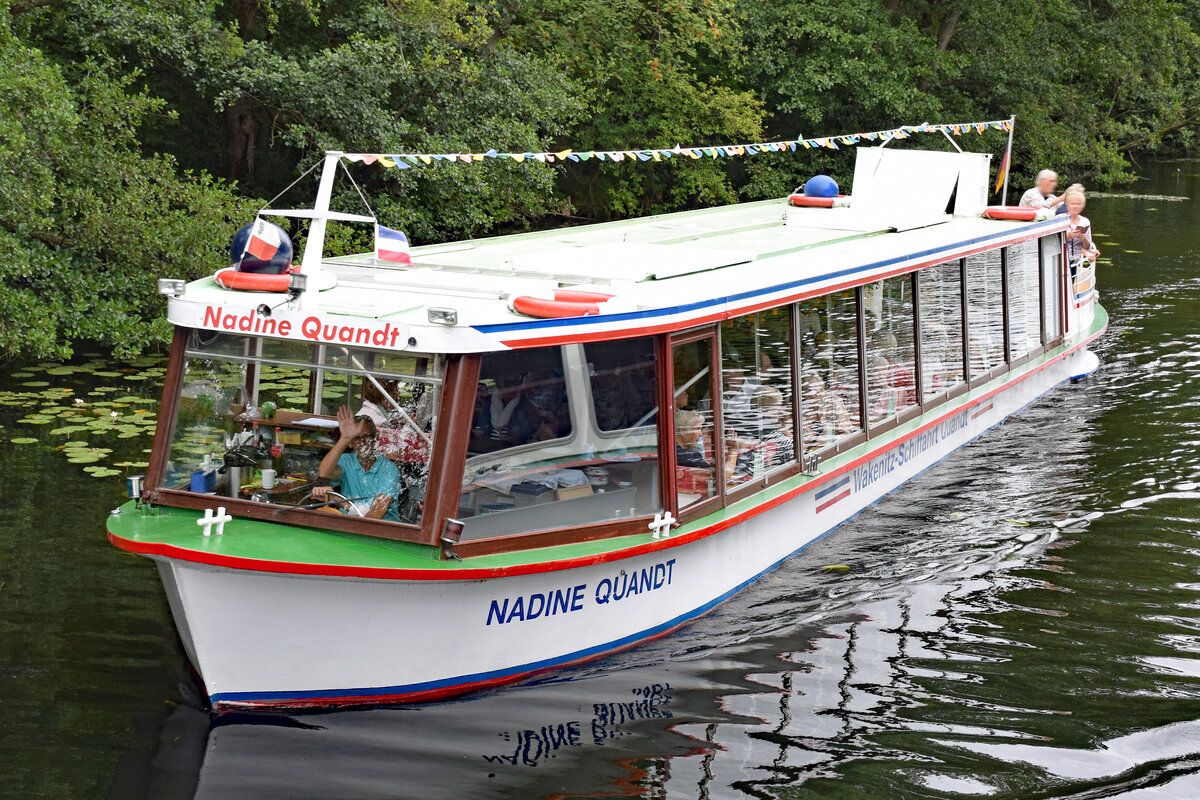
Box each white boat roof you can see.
[168,148,1068,353]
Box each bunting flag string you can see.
[340,118,1013,170]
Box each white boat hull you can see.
[150,344,1098,709]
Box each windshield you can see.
[165,331,442,526]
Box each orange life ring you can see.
[550,289,613,304]
[981,206,1040,221]
[214,266,299,292]
[787,194,837,208]
[511,289,616,318]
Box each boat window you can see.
[585,338,658,432]
[797,290,862,452]
[673,336,719,510]
[721,309,796,489]
[1006,240,1042,360]
[966,251,1006,378]
[1040,234,1064,342]
[918,261,966,401]
[457,343,661,540]
[864,276,918,425]
[167,331,441,525]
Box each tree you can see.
[0,5,251,360]
[493,0,765,218]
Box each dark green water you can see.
[3,161,1200,799]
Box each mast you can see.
[296,151,342,308]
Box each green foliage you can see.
[0,7,250,360]
[2,0,1200,359]
[493,0,764,217]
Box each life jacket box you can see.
[510,481,555,507]
[556,483,594,502]
[190,469,216,493]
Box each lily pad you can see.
[49,426,89,436]
[89,468,122,478]
[10,437,39,444]
[19,416,54,425]
[21,381,50,387]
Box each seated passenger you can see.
[800,374,853,447]
[522,370,570,441]
[722,366,762,437]
[471,381,492,442]
[870,333,917,412]
[730,388,795,478]
[359,378,430,466]
[1019,169,1059,209]
[358,378,402,459]
[675,410,713,469]
[314,406,402,522]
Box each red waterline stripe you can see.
[111,323,1104,582]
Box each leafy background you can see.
[2,0,1197,359]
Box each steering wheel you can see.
[298,489,365,517]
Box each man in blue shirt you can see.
[314,406,402,522]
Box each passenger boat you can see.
[106,140,1107,710]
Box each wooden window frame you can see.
[862,273,921,440]
[723,307,800,502]
[671,326,725,523]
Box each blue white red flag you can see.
[376,224,412,264]
[245,219,282,261]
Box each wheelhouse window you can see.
[457,342,661,540]
[167,331,441,526]
[720,309,796,489]
[798,290,862,452]
[966,251,1005,379]
[864,276,917,426]
[918,261,965,401]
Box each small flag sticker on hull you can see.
[814,476,851,513]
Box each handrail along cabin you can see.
[107,143,1106,710]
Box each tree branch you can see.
[1118,106,1200,153]
[937,9,962,52]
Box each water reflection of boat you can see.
[106,136,1107,710]
[143,672,715,800]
